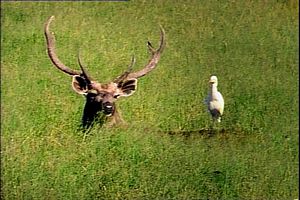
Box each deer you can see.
[44,16,165,130]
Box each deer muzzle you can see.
[103,102,114,116]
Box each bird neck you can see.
[210,84,219,99]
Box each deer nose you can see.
[103,102,114,116]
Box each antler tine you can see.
[127,25,166,80]
[113,56,136,83]
[157,25,166,53]
[77,50,92,84]
[147,41,156,54]
[44,16,81,76]
[148,25,165,54]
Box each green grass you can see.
[1,1,298,199]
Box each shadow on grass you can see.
[163,127,251,139]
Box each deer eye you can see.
[113,94,120,99]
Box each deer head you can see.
[44,16,165,129]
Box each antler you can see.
[77,51,92,84]
[44,16,81,76]
[113,26,166,83]
[126,26,166,80]
[45,16,166,82]
[113,56,135,83]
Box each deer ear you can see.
[72,75,89,94]
[118,78,138,97]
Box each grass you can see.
[1,1,299,199]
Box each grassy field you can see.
[1,1,298,199]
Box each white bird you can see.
[205,75,224,122]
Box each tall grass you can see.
[1,1,298,199]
